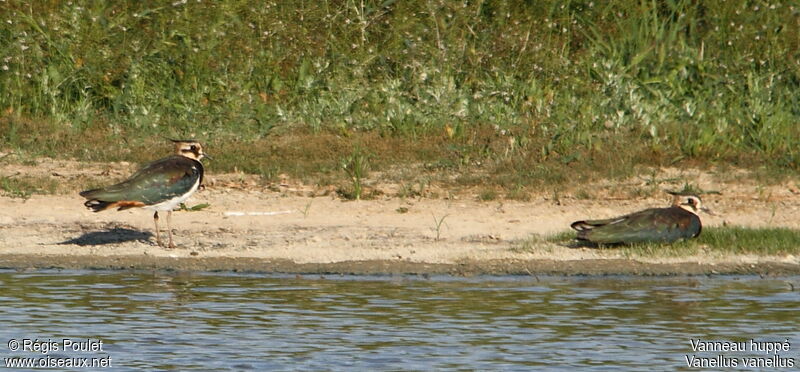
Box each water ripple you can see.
[0,270,797,370]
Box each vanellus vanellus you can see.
[80,140,210,248]
[570,192,711,245]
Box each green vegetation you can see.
[178,202,210,211]
[0,0,798,192]
[0,175,58,199]
[300,200,313,218]
[513,233,562,254]
[478,188,498,201]
[340,146,371,200]
[542,227,800,257]
[505,186,531,202]
[0,176,32,200]
[431,213,449,241]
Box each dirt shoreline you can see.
[2,254,800,276]
[1,162,799,276]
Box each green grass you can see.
[505,186,531,202]
[513,233,564,254]
[431,214,449,241]
[0,177,32,200]
[340,146,371,200]
[478,188,498,201]
[0,175,58,199]
[178,202,210,212]
[0,0,799,191]
[545,227,800,258]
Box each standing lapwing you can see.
[80,140,210,248]
[570,192,711,245]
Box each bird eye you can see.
[190,145,198,151]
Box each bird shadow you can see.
[59,227,153,246]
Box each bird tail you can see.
[80,189,108,212]
[79,188,101,199]
[570,221,591,241]
[82,199,146,212]
[80,189,145,212]
[83,199,115,212]
[570,220,593,231]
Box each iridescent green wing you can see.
[81,156,202,204]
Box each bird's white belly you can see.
[143,179,200,212]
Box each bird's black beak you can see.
[700,207,716,216]
[202,153,213,160]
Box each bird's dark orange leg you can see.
[167,210,175,249]
[153,211,162,247]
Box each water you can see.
[0,270,798,371]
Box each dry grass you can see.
[1,0,799,196]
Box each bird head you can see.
[667,191,714,216]
[678,195,702,213]
[171,139,211,161]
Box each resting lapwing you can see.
[80,140,210,248]
[570,192,710,245]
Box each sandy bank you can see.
[1,173,799,275]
